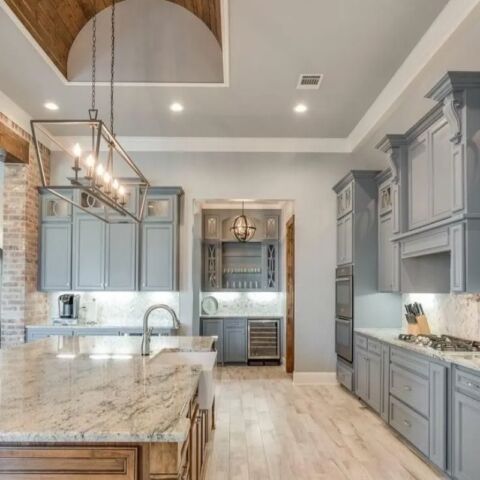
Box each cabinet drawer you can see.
[367,338,381,356]
[0,447,137,479]
[389,396,429,456]
[455,368,480,401]
[355,334,367,350]
[390,347,429,378]
[337,360,353,391]
[224,318,246,328]
[390,364,429,417]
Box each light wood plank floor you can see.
[204,366,447,480]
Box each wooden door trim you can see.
[286,215,295,374]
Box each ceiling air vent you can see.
[297,74,323,90]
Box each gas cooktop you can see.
[398,334,480,352]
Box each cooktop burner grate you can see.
[397,334,480,352]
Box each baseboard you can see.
[292,371,337,385]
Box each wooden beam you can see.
[0,123,29,164]
[4,0,222,78]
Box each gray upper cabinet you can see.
[39,190,73,291]
[336,213,353,266]
[39,187,182,292]
[105,223,137,291]
[223,318,247,363]
[73,216,105,291]
[377,72,480,293]
[40,223,72,291]
[141,223,174,291]
[337,181,353,219]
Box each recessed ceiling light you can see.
[44,102,59,111]
[294,103,308,114]
[170,102,184,113]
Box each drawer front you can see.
[390,364,429,417]
[0,447,137,479]
[337,361,353,391]
[455,368,480,401]
[355,334,367,350]
[390,347,429,378]
[367,338,381,356]
[389,396,429,456]
[224,318,246,328]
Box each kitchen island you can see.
[0,335,216,479]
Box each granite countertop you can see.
[355,328,480,373]
[0,336,215,444]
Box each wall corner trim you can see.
[292,371,337,385]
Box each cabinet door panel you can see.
[355,349,368,402]
[378,214,393,291]
[368,353,382,414]
[454,391,480,480]
[224,319,246,363]
[408,133,429,229]
[344,213,353,264]
[429,363,447,471]
[202,319,223,364]
[431,119,453,222]
[380,344,390,422]
[451,223,465,292]
[40,223,72,291]
[105,223,137,291]
[336,219,344,265]
[73,217,105,290]
[141,224,174,291]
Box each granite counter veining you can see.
[355,328,480,373]
[0,336,215,444]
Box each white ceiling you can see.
[0,0,449,140]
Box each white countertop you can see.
[355,328,480,373]
[0,336,215,444]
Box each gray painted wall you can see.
[51,151,385,372]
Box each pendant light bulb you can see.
[112,179,119,190]
[118,185,125,196]
[103,171,111,184]
[72,143,82,158]
[95,164,104,176]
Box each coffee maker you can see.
[58,294,80,322]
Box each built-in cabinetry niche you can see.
[377,71,480,293]
[202,210,280,292]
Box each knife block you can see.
[407,315,431,335]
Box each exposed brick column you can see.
[0,114,50,347]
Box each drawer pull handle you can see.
[466,381,480,390]
[403,385,412,392]
[403,420,411,428]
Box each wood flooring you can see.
[204,366,447,480]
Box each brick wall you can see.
[0,113,50,347]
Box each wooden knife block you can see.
[407,315,431,335]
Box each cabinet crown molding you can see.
[332,170,380,194]
[425,71,480,103]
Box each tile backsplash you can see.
[199,292,284,317]
[48,292,180,328]
[403,293,480,340]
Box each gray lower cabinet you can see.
[141,223,174,291]
[201,319,223,364]
[105,223,137,291]
[453,367,480,480]
[429,362,448,471]
[40,223,72,291]
[355,348,369,402]
[73,216,105,290]
[223,318,247,363]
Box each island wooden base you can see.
[0,402,214,480]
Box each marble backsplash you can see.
[48,292,180,328]
[199,292,284,317]
[403,293,480,340]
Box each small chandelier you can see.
[31,0,149,223]
[230,201,256,242]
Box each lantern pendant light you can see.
[31,0,150,223]
[230,201,256,242]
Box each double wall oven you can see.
[335,265,353,363]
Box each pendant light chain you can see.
[110,0,116,135]
[91,12,96,113]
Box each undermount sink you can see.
[156,351,217,410]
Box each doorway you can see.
[286,215,295,373]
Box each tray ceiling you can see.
[3,0,221,78]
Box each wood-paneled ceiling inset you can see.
[4,0,222,78]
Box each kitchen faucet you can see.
[141,304,181,356]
